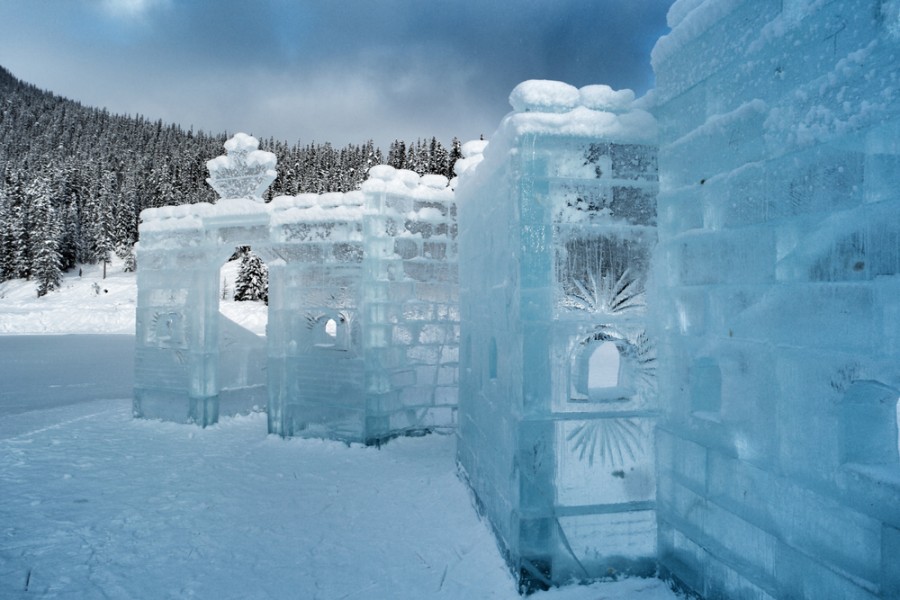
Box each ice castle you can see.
[135,133,458,443]
[134,1,900,598]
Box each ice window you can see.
[587,341,620,389]
[151,311,185,347]
[488,337,498,380]
[570,334,632,402]
[690,357,722,419]
[838,380,899,465]
[312,314,350,350]
[325,318,337,338]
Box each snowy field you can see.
[0,267,680,599]
[0,257,267,336]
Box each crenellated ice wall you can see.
[455,80,659,591]
[135,138,457,444]
[651,1,900,598]
[360,167,459,441]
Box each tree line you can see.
[0,65,461,295]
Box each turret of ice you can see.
[205,132,277,202]
[502,80,656,146]
[456,79,659,589]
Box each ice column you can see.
[651,1,900,598]
[266,192,368,441]
[361,167,459,442]
[456,81,659,590]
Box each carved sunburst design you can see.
[566,418,643,468]
[620,329,657,392]
[557,235,651,316]
[568,267,644,314]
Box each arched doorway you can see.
[216,245,269,416]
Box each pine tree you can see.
[2,168,30,279]
[448,137,462,178]
[32,186,63,296]
[387,140,406,169]
[122,244,137,272]
[0,187,12,280]
[233,251,268,304]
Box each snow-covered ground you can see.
[0,265,681,599]
[0,259,136,335]
[0,257,268,336]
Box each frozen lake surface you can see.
[0,335,134,417]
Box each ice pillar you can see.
[456,81,659,590]
[360,167,459,443]
[265,193,367,441]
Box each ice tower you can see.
[360,168,459,441]
[455,81,659,590]
[264,190,368,439]
[650,1,900,598]
[134,136,458,443]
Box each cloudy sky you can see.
[0,0,672,149]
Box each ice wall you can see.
[135,135,458,443]
[651,1,900,598]
[455,80,659,591]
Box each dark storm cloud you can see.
[0,0,672,148]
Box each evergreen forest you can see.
[0,65,461,294]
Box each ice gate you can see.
[134,2,900,598]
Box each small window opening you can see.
[838,380,899,465]
[313,313,350,350]
[585,340,630,401]
[690,357,722,420]
[588,341,620,389]
[152,311,184,347]
[488,337,498,380]
[570,332,634,403]
[325,318,337,338]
